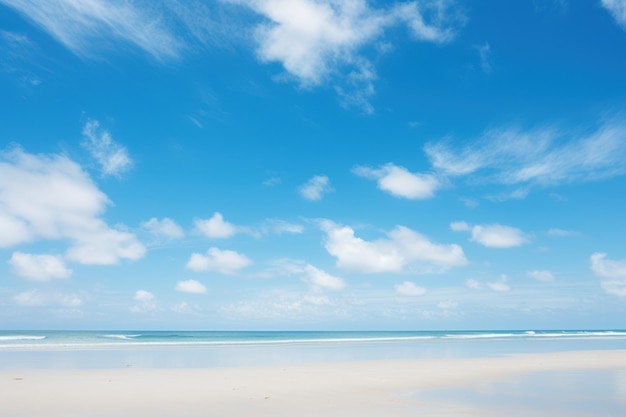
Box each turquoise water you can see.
[2,329,626,350]
[1,330,625,370]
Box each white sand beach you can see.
[2,349,625,416]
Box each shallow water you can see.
[410,369,626,416]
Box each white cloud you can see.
[438,299,457,309]
[186,247,252,274]
[132,289,156,313]
[141,217,184,239]
[261,219,304,234]
[602,0,626,29]
[487,275,510,292]
[476,42,491,74]
[353,163,439,199]
[465,278,481,289]
[0,0,183,60]
[175,279,208,294]
[528,270,554,282]
[194,212,237,238]
[321,220,466,274]
[452,222,528,248]
[395,281,426,296]
[424,119,626,189]
[590,252,626,297]
[13,289,83,307]
[0,147,145,264]
[234,0,458,112]
[82,120,132,177]
[547,228,580,237]
[450,221,470,232]
[298,175,333,201]
[303,264,345,291]
[9,252,72,281]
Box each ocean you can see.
[1,329,625,370]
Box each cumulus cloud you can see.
[321,220,466,274]
[303,264,345,291]
[194,212,237,238]
[602,0,626,29]
[175,279,208,294]
[590,252,626,296]
[395,281,427,296]
[0,147,145,264]
[528,270,554,282]
[81,120,132,177]
[132,289,157,313]
[298,175,333,201]
[141,217,184,239]
[424,119,626,189]
[186,247,252,274]
[452,222,528,248]
[9,252,72,281]
[353,163,439,199]
[234,0,458,112]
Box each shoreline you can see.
[2,349,625,416]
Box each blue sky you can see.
[1,0,626,330]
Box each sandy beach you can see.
[2,349,625,416]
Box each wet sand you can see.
[1,349,625,416]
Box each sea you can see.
[1,329,625,370]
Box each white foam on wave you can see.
[103,334,141,340]
[0,335,46,341]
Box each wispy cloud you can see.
[487,274,510,292]
[353,163,439,199]
[528,270,555,282]
[321,220,466,274]
[0,0,183,61]
[475,42,491,74]
[82,120,132,178]
[232,0,460,112]
[395,281,427,296]
[601,0,626,29]
[425,119,626,190]
[590,252,626,296]
[298,175,333,201]
[14,289,83,307]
